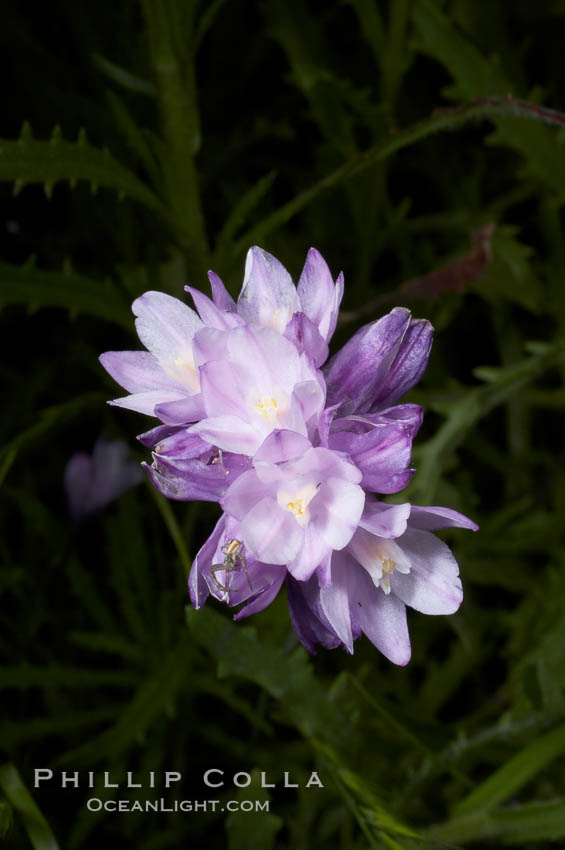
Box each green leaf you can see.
[413,0,565,200]
[472,226,543,313]
[412,340,565,502]
[427,798,565,845]
[0,393,106,464]
[0,123,166,215]
[91,52,157,97]
[234,98,565,252]
[226,769,283,850]
[454,721,565,817]
[185,607,343,744]
[0,261,132,328]
[0,707,119,748]
[56,631,194,764]
[0,763,60,850]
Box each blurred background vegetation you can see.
[1,0,565,847]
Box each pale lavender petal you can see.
[144,454,230,502]
[150,429,209,459]
[222,469,271,520]
[330,425,415,494]
[189,515,226,608]
[328,271,344,342]
[324,308,412,415]
[233,570,286,620]
[391,528,463,615]
[241,497,303,564]
[253,430,312,464]
[287,578,342,653]
[237,246,300,331]
[137,423,185,448]
[287,524,331,581]
[191,327,229,367]
[190,415,263,455]
[293,379,326,423]
[359,502,411,538]
[369,319,433,410]
[225,324,301,388]
[99,351,182,393]
[155,394,205,425]
[316,552,333,588]
[199,360,248,419]
[284,312,328,367]
[408,506,479,532]
[311,478,365,550]
[338,553,411,665]
[319,566,354,653]
[292,446,362,484]
[296,248,341,341]
[316,404,340,448]
[109,390,186,416]
[132,291,203,362]
[208,270,237,312]
[185,285,242,330]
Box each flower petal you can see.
[254,430,312,464]
[408,506,479,532]
[297,248,342,341]
[208,270,237,312]
[319,564,354,653]
[324,307,412,415]
[185,285,242,330]
[286,524,331,581]
[190,415,263,455]
[99,350,182,394]
[391,528,463,615]
[222,469,271,520]
[237,246,300,332]
[284,311,328,367]
[154,394,206,424]
[109,390,186,416]
[233,570,286,619]
[144,454,231,502]
[286,578,342,653]
[359,502,411,538]
[311,477,365,550]
[241,497,303,564]
[369,319,433,410]
[338,553,411,665]
[189,514,226,608]
[133,291,203,362]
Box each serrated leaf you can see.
[0,262,132,328]
[0,125,166,215]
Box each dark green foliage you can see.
[1,1,565,847]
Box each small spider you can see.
[209,539,253,597]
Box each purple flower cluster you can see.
[101,247,477,664]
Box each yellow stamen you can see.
[255,396,279,421]
[286,498,306,518]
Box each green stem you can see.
[235,96,565,253]
[142,0,209,280]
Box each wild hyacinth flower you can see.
[99,246,342,426]
[64,438,143,521]
[101,244,477,661]
[286,502,478,664]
